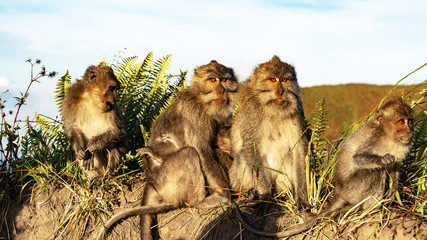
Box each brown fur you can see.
[62,66,127,180]
[138,60,239,240]
[229,55,308,206]
[234,96,414,238]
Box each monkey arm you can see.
[198,147,229,197]
[67,127,91,160]
[88,127,127,152]
[385,162,401,199]
[353,152,395,170]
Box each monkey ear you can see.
[271,55,281,63]
[88,71,97,83]
[373,110,383,125]
[84,67,99,84]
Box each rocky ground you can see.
[1,183,426,240]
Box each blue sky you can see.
[0,0,426,119]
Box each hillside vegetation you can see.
[302,84,424,140]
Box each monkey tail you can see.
[96,203,175,240]
[234,203,317,238]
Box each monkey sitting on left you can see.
[62,66,128,180]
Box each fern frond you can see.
[308,98,329,168]
[112,53,187,150]
[54,70,71,114]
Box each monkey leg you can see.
[81,151,107,181]
[106,148,122,169]
[199,193,229,209]
[157,147,209,206]
[385,163,401,200]
[256,168,274,199]
[198,149,229,198]
[228,152,257,196]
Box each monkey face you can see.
[90,80,119,112]
[375,97,415,145]
[193,60,238,106]
[83,66,120,112]
[251,56,300,109]
[390,116,414,144]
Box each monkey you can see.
[233,96,415,238]
[95,144,210,240]
[95,60,239,240]
[95,130,235,240]
[62,65,128,180]
[214,125,234,172]
[229,55,309,207]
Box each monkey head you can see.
[191,60,239,108]
[373,97,414,145]
[248,55,301,111]
[83,66,120,112]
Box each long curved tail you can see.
[234,203,317,238]
[96,203,175,240]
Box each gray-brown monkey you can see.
[139,60,238,239]
[234,96,415,238]
[95,143,209,240]
[62,66,127,180]
[229,55,308,206]
[93,61,238,240]
[95,129,236,240]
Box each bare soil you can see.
[1,182,426,240]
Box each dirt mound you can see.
[1,183,426,239]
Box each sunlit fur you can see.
[229,55,308,206]
[333,96,414,210]
[139,60,239,240]
[62,66,127,180]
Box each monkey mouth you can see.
[399,136,412,144]
[212,99,225,104]
[273,99,285,105]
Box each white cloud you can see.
[0,76,10,87]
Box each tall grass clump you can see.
[0,59,57,197]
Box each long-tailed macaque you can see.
[139,60,238,239]
[234,96,415,238]
[95,61,238,240]
[229,55,308,206]
[62,66,127,180]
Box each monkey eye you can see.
[207,77,219,82]
[220,78,229,82]
[398,119,405,125]
[268,77,279,82]
[408,118,414,125]
[109,86,116,91]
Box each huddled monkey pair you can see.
[61,57,414,239]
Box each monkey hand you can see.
[136,148,151,156]
[380,154,395,165]
[77,149,92,161]
[82,156,95,170]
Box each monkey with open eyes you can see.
[234,96,415,238]
[95,61,239,240]
[229,55,309,206]
[62,66,128,180]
